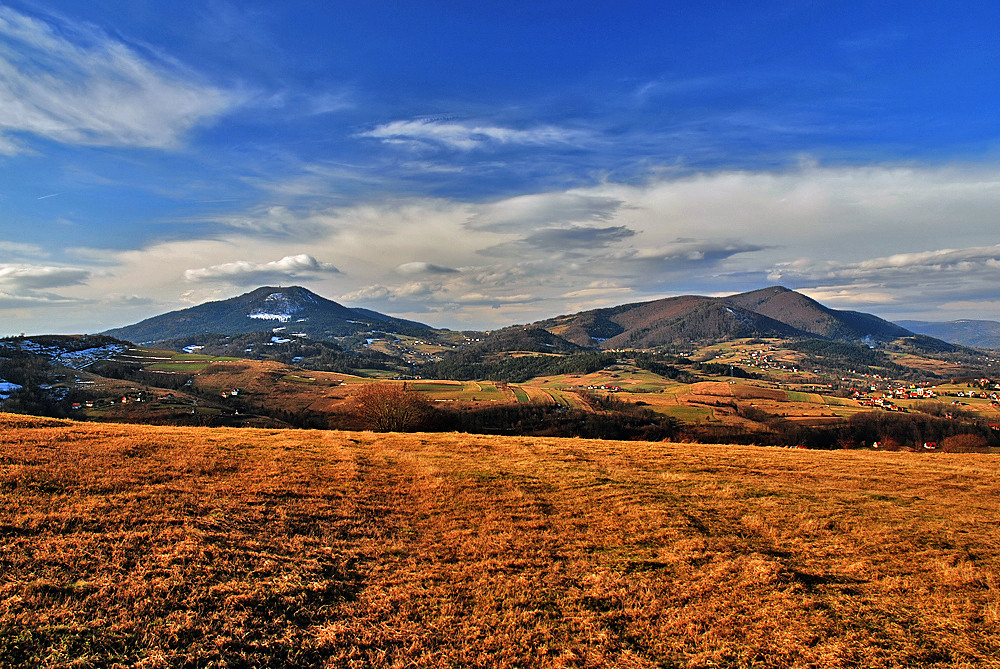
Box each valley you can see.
[4,330,1000,451]
[4,285,1000,449]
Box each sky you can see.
[4,1,1000,335]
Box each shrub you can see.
[352,382,431,432]
[940,433,990,453]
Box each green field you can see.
[146,361,212,372]
[784,391,817,402]
[510,386,530,403]
[654,404,715,422]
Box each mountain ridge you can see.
[537,285,916,349]
[101,284,936,352]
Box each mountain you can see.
[539,286,915,349]
[102,286,435,344]
[897,319,1000,349]
[724,286,912,341]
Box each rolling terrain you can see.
[2,414,998,667]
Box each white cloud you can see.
[627,239,767,267]
[797,287,898,306]
[25,163,1000,331]
[395,262,459,275]
[456,292,539,305]
[468,192,624,232]
[592,164,1000,264]
[0,241,45,257]
[0,6,238,152]
[361,119,585,151]
[484,225,636,257]
[838,245,1000,278]
[0,263,91,321]
[0,290,81,309]
[0,263,90,290]
[768,244,1000,286]
[211,205,337,239]
[184,254,340,285]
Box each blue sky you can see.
[4,1,1000,334]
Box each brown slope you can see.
[724,286,912,341]
[540,294,810,348]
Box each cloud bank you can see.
[14,163,1000,332]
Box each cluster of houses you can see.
[952,389,1000,400]
[970,377,1000,390]
[71,394,144,410]
[848,379,1000,418]
[71,391,199,411]
[854,395,903,411]
[739,347,778,370]
[587,384,623,392]
[850,384,940,412]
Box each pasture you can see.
[2,414,998,667]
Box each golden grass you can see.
[4,413,998,667]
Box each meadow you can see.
[2,413,998,667]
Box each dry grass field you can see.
[2,413,999,668]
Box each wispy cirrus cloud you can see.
[211,205,337,239]
[0,241,46,257]
[184,254,340,285]
[361,118,586,151]
[0,6,239,154]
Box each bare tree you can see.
[352,382,430,432]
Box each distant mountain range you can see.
[102,286,433,344]
[896,320,1000,349]
[103,284,945,351]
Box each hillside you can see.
[724,286,913,341]
[898,319,1000,349]
[3,415,998,667]
[102,286,435,344]
[538,286,914,349]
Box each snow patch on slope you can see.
[0,380,23,400]
[2,339,126,369]
[247,292,304,323]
